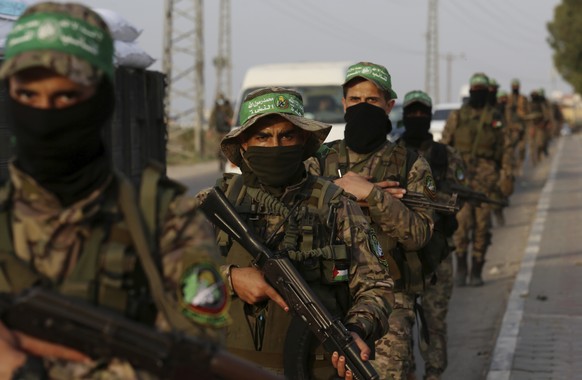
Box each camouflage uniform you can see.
[528,91,552,166]
[506,81,530,173]
[397,90,465,380]
[203,87,394,379]
[0,3,228,378]
[1,165,227,379]
[306,140,435,379]
[306,63,434,380]
[441,73,512,286]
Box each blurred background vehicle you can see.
[225,61,351,174]
[430,102,460,142]
[388,101,404,142]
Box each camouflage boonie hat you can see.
[343,61,397,99]
[403,90,432,109]
[0,2,114,86]
[469,72,489,88]
[221,87,332,166]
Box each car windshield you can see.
[433,108,453,121]
[236,86,345,124]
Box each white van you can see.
[224,61,351,173]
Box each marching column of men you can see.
[0,4,562,377]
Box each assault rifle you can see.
[200,187,379,380]
[0,288,281,380]
[443,183,508,208]
[358,191,459,214]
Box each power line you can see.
[262,1,425,58]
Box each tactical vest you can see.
[453,105,500,160]
[216,173,350,378]
[0,164,191,330]
[420,143,457,275]
[317,140,428,293]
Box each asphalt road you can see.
[166,140,557,380]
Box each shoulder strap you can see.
[140,162,187,239]
[470,107,492,158]
[0,180,13,255]
[119,177,198,333]
[429,142,448,185]
[400,147,419,190]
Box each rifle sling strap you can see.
[118,177,194,332]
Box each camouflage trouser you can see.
[419,252,453,377]
[515,137,527,172]
[373,292,416,380]
[453,201,492,261]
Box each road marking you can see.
[486,137,564,380]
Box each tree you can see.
[547,0,582,94]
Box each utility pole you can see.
[443,52,465,103]
[214,0,232,101]
[425,0,439,103]
[163,0,205,155]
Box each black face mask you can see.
[512,88,519,96]
[402,115,432,147]
[488,91,497,106]
[344,102,390,154]
[243,145,305,188]
[469,89,489,108]
[9,82,115,206]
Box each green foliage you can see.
[547,0,582,94]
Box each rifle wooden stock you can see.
[200,187,379,380]
[0,288,281,380]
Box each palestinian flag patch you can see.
[332,265,349,282]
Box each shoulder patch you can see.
[367,229,388,268]
[455,167,465,181]
[424,175,437,200]
[179,262,230,327]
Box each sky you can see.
[11,0,572,109]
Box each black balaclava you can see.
[512,87,519,96]
[469,89,489,108]
[9,81,114,206]
[402,104,432,148]
[344,102,390,154]
[488,90,498,106]
[242,145,306,189]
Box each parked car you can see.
[431,102,460,142]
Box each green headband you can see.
[239,92,304,125]
[5,11,114,81]
[403,90,432,108]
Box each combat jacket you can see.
[199,173,393,375]
[0,164,228,379]
[441,105,513,193]
[397,139,465,206]
[305,140,435,293]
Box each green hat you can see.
[221,87,332,166]
[489,78,499,88]
[0,2,114,86]
[343,61,397,99]
[497,90,508,99]
[538,88,545,97]
[403,90,432,109]
[511,78,520,86]
[469,72,489,88]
